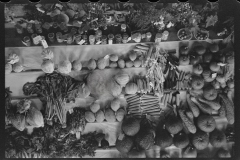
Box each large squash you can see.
[165,115,183,134]
[191,75,204,90]
[173,132,189,148]
[155,129,173,148]
[197,115,216,132]
[209,129,227,148]
[203,85,218,101]
[192,130,209,150]
[125,82,138,94]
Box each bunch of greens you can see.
[22,72,83,128]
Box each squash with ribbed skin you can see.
[182,145,197,158]
[209,129,226,148]
[155,129,173,148]
[165,116,183,134]
[193,64,203,75]
[179,55,190,66]
[197,115,216,132]
[191,75,204,90]
[125,82,138,95]
[192,130,209,150]
[173,132,189,149]
[203,86,218,101]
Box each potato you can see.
[85,111,95,123]
[105,108,116,122]
[96,110,105,123]
[116,108,125,122]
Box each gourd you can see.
[209,129,226,148]
[87,59,97,70]
[193,64,203,75]
[155,129,173,148]
[178,109,196,134]
[109,79,122,97]
[5,63,12,74]
[111,98,121,111]
[219,94,234,124]
[118,59,125,68]
[122,116,140,136]
[192,130,209,150]
[173,132,189,148]
[125,82,138,94]
[216,75,226,84]
[191,75,204,90]
[114,73,130,87]
[198,97,221,110]
[41,59,54,73]
[179,55,190,66]
[165,115,183,134]
[116,134,134,153]
[105,108,116,122]
[65,9,75,18]
[197,115,216,132]
[203,85,218,101]
[95,110,105,123]
[116,108,125,122]
[125,60,133,68]
[186,94,200,117]
[85,111,95,122]
[109,54,118,62]
[57,13,69,24]
[72,60,82,71]
[191,97,212,114]
[190,55,200,65]
[129,51,137,61]
[204,76,215,82]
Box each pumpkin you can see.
[179,46,189,55]
[210,62,220,72]
[105,108,116,122]
[193,64,203,75]
[209,129,227,148]
[217,148,231,158]
[209,43,219,53]
[58,60,72,74]
[165,116,183,134]
[192,130,209,150]
[118,59,125,68]
[116,134,134,153]
[182,145,197,158]
[109,54,118,62]
[13,62,24,73]
[195,45,206,55]
[155,129,173,148]
[41,59,54,73]
[76,83,90,98]
[202,69,211,79]
[125,82,138,94]
[114,73,130,87]
[197,115,216,132]
[125,60,134,68]
[191,75,204,90]
[190,55,201,65]
[133,59,142,67]
[109,79,122,97]
[95,110,105,123]
[203,52,213,63]
[203,85,218,100]
[129,51,137,61]
[5,63,12,74]
[90,102,100,113]
[111,98,121,111]
[87,59,97,70]
[135,129,155,150]
[122,116,140,136]
[97,57,107,70]
[85,111,95,122]
[173,132,189,148]
[179,55,190,66]
[72,60,82,71]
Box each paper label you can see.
[77,21,82,24]
[55,4,63,9]
[211,73,217,78]
[69,109,74,114]
[78,39,85,45]
[29,20,35,23]
[37,7,45,13]
[35,4,42,8]
[118,133,125,140]
[217,62,226,66]
[22,40,28,46]
[108,40,113,45]
[104,55,109,59]
[41,40,48,48]
[96,41,102,45]
[127,37,131,42]
[33,35,42,44]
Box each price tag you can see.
[217,62,226,66]
[127,37,131,42]
[37,7,45,13]
[35,4,42,8]
[69,109,74,114]
[211,73,217,79]
[108,40,113,45]
[76,132,81,139]
[118,133,125,140]
[77,21,82,24]
[104,55,109,59]
[29,20,35,23]
[56,3,63,9]
[96,41,102,45]
[41,40,48,48]
[33,35,42,44]
[78,39,85,45]
[22,40,28,46]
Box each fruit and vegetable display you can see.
[5,33,235,158]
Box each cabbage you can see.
[41,59,54,73]
[26,106,44,128]
[17,99,32,113]
[41,49,54,60]
[7,53,19,64]
[58,60,72,74]
[5,63,12,74]
[11,114,25,131]
[12,62,24,73]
